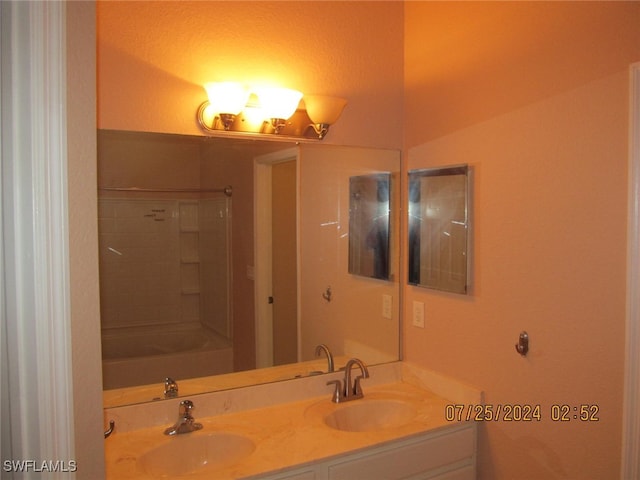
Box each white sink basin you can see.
[138,432,255,477]
[323,399,417,432]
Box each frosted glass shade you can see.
[255,87,303,120]
[204,82,250,115]
[304,95,347,125]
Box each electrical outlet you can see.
[412,301,425,328]
[382,294,393,319]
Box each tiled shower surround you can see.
[98,196,233,387]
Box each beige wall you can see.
[404,2,640,479]
[98,130,202,190]
[97,1,404,149]
[67,3,105,478]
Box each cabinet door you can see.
[427,464,475,480]
[257,467,321,480]
[327,426,475,480]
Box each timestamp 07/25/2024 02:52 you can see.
[445,404,600,423]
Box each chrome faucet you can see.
[164,400,203,435]
[164,377,179,398]
[326,358,369,403]
[315,344,335,373]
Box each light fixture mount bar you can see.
[196,101,333,141]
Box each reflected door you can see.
[271,160,298,365]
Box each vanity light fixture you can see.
[196,83,347,141]
[199,82,250,131]
[304,95,348,140]
[254,86,303,134]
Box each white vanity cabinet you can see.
[257,423,476,480]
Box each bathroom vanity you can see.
[104,362,481,479]
[256,420,475,480]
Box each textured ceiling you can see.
[97,1,404,146]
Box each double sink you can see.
[105,361,475,480]
[136,391,421,477]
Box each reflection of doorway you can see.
[254,148,299,368]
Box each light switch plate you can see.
[382,294,393,319]
[412,301,425,328]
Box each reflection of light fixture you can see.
[304,95,347,139]
[254,87,303,134]
[196,83,347,140]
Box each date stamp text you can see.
[445,404,600,422]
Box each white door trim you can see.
[0,0,74,467]
[254,147,300,368]
[622,61,640,480]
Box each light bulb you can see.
[204,82,250,115]
[255,87,303,121]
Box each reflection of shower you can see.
[97,186,234,387]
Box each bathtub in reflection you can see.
[101,323,233,390]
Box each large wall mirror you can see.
[99,130,400,407]
[408,165,470,294]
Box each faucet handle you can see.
[326,379,344,403]
[164,377,179,398]
[179,399,195,418]
[164,399,203,435]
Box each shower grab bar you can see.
[99,185,232,197]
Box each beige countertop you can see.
[103,356,353,409]
[105,381,466,479]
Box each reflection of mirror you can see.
[98,130,400,406]
[408,165,469,294]
[349,174,391,280]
